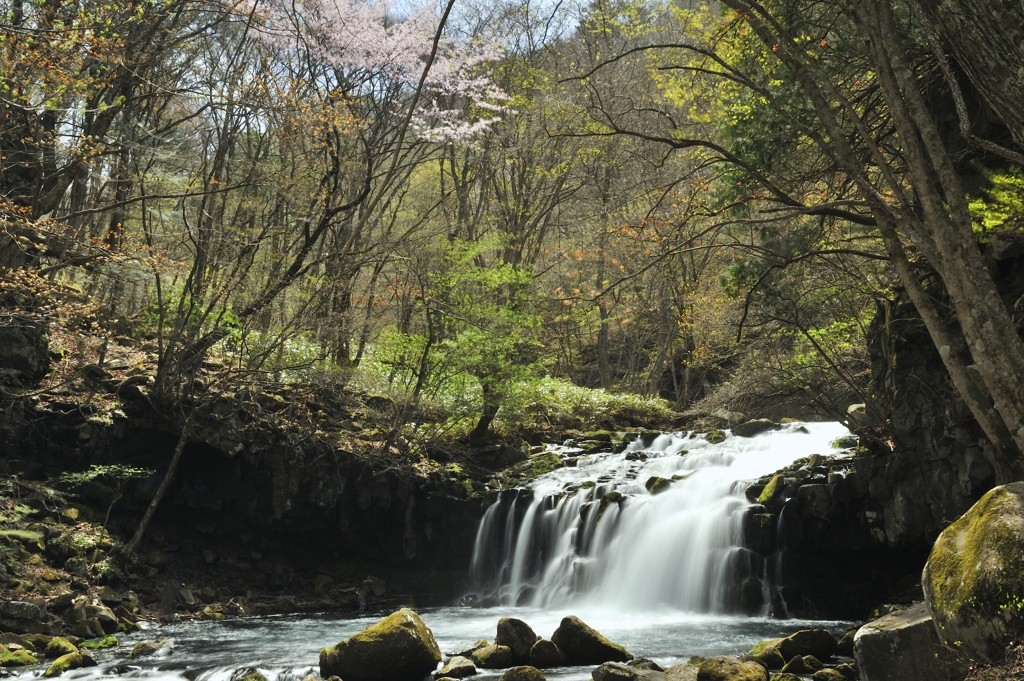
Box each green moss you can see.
[705,429,726,444]
[758,475,782,505]
[644,476,673,495]
[79,636,117,650]
[926,484,1024,650]
[43,652,82,677]
[0,646,38,667]
[750,638,783,656]
[597,491,623,522]
[44,637,77,658]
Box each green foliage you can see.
[968,165,1024,235]
[58,465,153,489]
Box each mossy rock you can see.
[550,615,632,665]
[810,670,845,681]
[44,652,86,677]
[757,475,783,507]
[644,476,673,495]
[471,644,512,669]
[704,429,726,445]
[749,640,784,669]
[923,482,1024,662]
[768,675,801,681]
[696,655,767,680]
[231,667,268,681]
[79,635,117,650]
[519,453,564,481]
[319,608,442,681]
[597,492,623,522]
[44,637,77,659]
[499,666,545,681]
[0,646,37,667]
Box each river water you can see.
[9,422,853,680]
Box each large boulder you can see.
[922,482,1024,662]
[853,602,965,681]
[695,656,767,681]
[529,640,566,668]
[731,419,775,438]
[495,618,540,664]
[776,629,837,661]
[319,608,442,681]
[550,616,632,665]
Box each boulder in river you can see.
[495,618,540,664]
[499,666,546,681]
[853,601,965,681]
[44,637,76,658]
[43,651,95,677]
[129,637,173,659]
[550,616,632,665]
[0,645,37,667]
[594,660,667,681]
[776,629,837,661]
[529,639,566,668]
[747,641,784,670]
[922,481,1024,662]
[435,656,477,678]
[471,644,513,669]
[319,608,442,681]
[695,655,767,681]
[731,419,775,438]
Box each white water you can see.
[469,422,852,613]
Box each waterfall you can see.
[467,421,852,614]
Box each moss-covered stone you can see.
[644,476,673,495]
[596,492,623,522]
[44,637,77,659]
[232,667,268,681]
[749,640,784,670]
[704,429,726,445]
[129,637,173,659]
[810,670,845,681]
[757,475,782,507]
[550,615,632,665]
[499,666,545,681]
[0,646,37,667]
[319,608,442,681]
[471,644,513,669]
[79,636,117,650]
[696,655,767,681]
[768,675,801,681]
[922,482,1024,662]
[44,652,85,677]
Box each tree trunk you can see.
[469,383,500,445]
[122,423,190,555]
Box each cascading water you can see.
[468,422,853,614]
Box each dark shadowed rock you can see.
[853,602,965,681]
[776,630,837,661]
[550,616,632,665]
[529,639,567,668]
[731,419,775,438]
[319,608,441,681]
[495,618,540,664]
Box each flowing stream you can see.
[9,423,853,681]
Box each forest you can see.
[2,0,1024,652]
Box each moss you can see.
[644,476,673,495]
[597,491,623,522]
[235,668,268,681]
[44,652,82,677]
[0,646,38,667]
[79,636,117,650]
[758,474,782,505]
[925,484,1024,656]
[44,637,77,658]
[750,639,783,656]
[705,429,726,444]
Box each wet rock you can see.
[797,485,831,520]
[44,637,77,658]
[129,637,173,659]
[811,670,846,681]
[747,641,784,670]
[743,513,776,556]
[780,656,811,675]
[663,663,698,681]
[455,640,490,657]
[71,618,104,639]
[319,608,442,681]
[365,576,387,597]
[853,602,965,681]
[834,663,857,679]
[495,618,540,664]
[695,655,767,681]
[471,644,513,669]
[92,604,118,634]
[732,419,775,438]
[231,668,268,681]
[500,666,546,681]
[644,477,673,496]
[776,629,837,661]
[550,616,632,665]
[628,659,664,671]
[704,430,726,445]
[43,651,95,677]
[767,675,800,681]
[435,656,477,678]
[836,631,855,657]
[922,482,1024,662]
[594,661,637,681]
[97,587,121,606]
[529,639,566,668]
